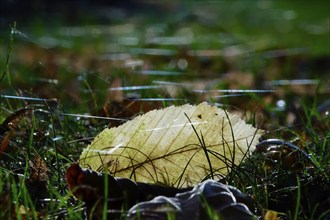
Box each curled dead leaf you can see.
[65,164,255,220]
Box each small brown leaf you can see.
[30,156,48,183]
[1,107,32,131]
[66,163,122,204]
[0,107,32,158]
[65,163,191,209]
[0,132,10,158]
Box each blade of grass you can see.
[0,22,15,86]
[103,168,109,220]
[184,112,214,180]
[293,176,301,220]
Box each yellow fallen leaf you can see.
[79,102,264,187]
[264,210,280,220]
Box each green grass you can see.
[1,1,329,219]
